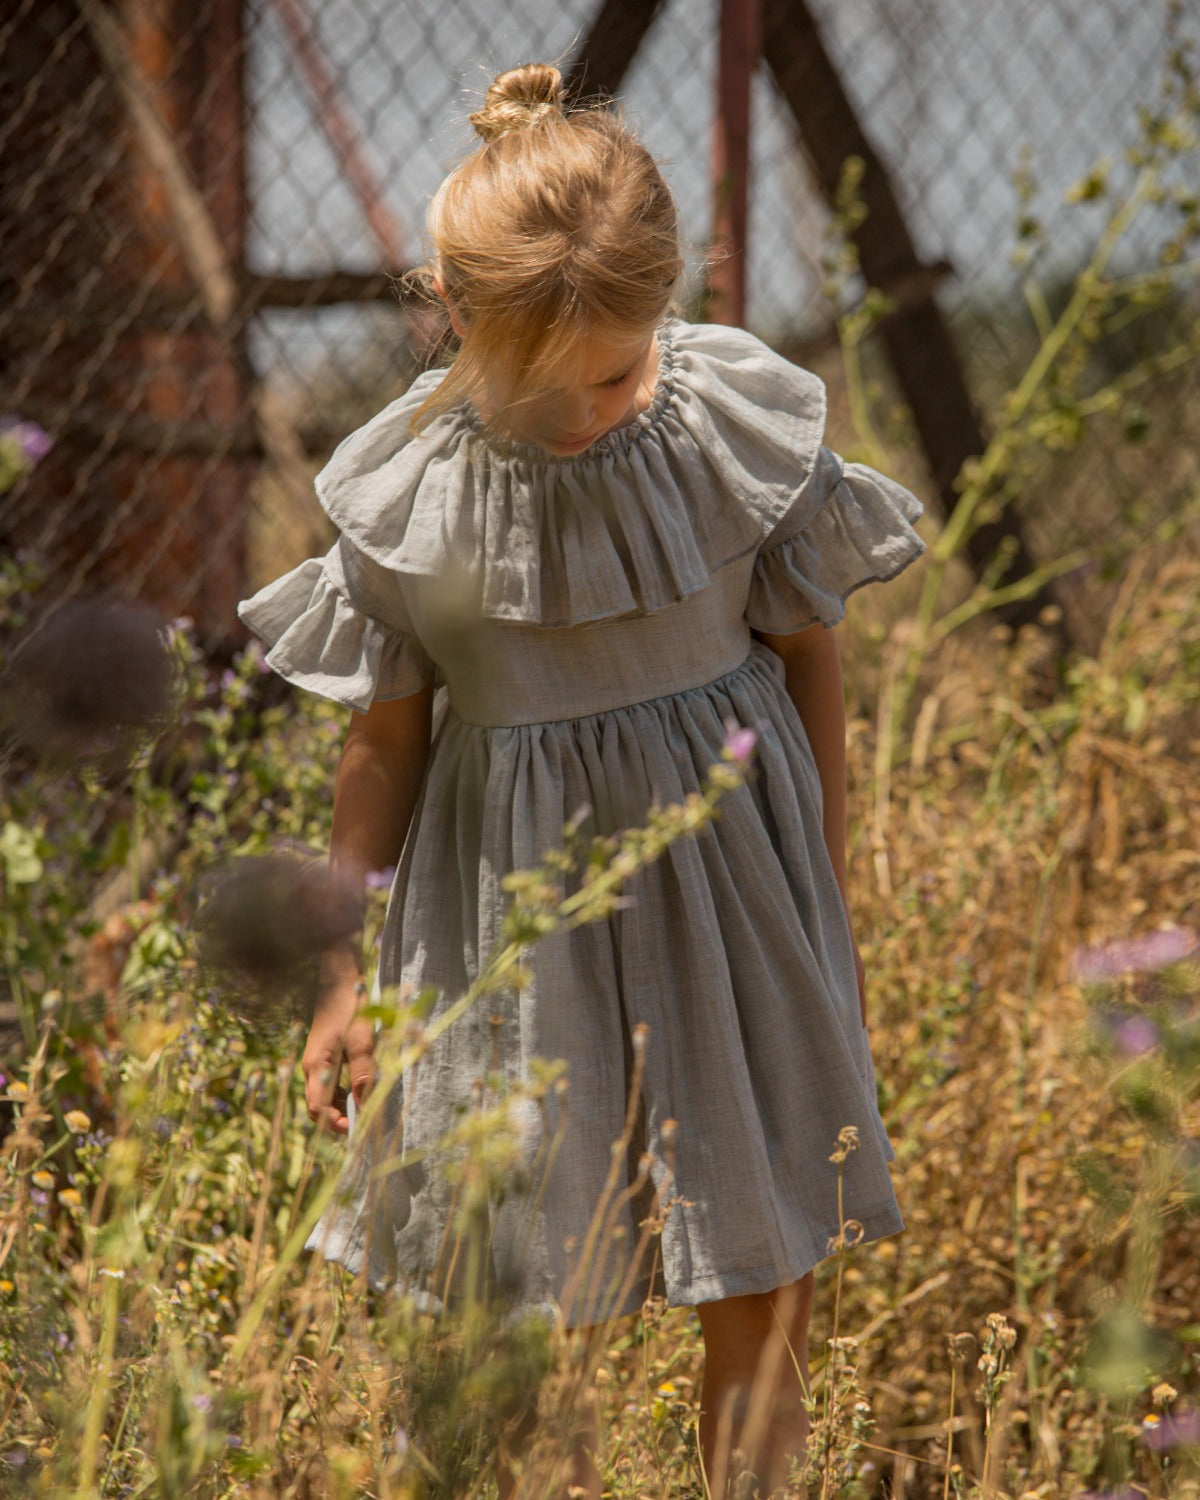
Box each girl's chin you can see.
[538,432,603,455]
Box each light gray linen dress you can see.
[239,318,923,1324]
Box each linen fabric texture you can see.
[239,319,923,1324]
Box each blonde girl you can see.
[241,62,922,1496]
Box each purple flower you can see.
[722,720,759,767]
[365,866,395,891]
[191,1392,213,1413]
[1142,1409,1200,1450]
[0,415,53,464]
[1070,927,1198,984]
[1112,1015,1159,1055]
[16,422,53,463]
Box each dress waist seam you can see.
[445,646,771,730]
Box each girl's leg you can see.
[696,1274,813,1496]
[495,1403,601,1500]
[495,1335,603,1500]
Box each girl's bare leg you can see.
[495,1346,602,1500]
[696,1274,813,1497]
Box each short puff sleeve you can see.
[237,536,435,712]
[745,445,925,634]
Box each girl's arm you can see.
[303,683,434,1132]
[752,624,867,1025]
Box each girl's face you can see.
[483,325,659,457]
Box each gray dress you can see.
[239,318,923,1324]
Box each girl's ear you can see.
[431,271,469,339]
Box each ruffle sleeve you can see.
[237,536,435,712]
[745,445,925,634]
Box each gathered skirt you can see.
[306,642,903,1324]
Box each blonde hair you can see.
[410,63,679,433]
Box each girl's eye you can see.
[601,367,635,389]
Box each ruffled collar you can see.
[314,318,829,626]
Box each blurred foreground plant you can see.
[0,715,764,1497]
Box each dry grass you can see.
[1,522,1198,1496]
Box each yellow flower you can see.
[31,1170,55,1190]
[8,1080,29,1101]
[656,1381,677,1397]
[64,1110,92,1133]
[0,1279,14,1296]
[1143,1413,1162,1429]
[57,1188,83,1208]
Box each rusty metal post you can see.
[708,0,760,326]
[0,0,252,645]
[270,0,407,268]
[565,0,669,102]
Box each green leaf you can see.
[0,820,43,884]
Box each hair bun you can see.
[470,63,565,143]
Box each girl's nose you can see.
[558,389,596,433]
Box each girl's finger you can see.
[347,1051,376,1105]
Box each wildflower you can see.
[0,418,53,494]
[722,719,758,767]
[1141,1408,1200,1450]
[64,1109,92,1133]
[7,1080,28,1100]
[365,866,396,891]
[657,1380,677,1397]
[0,1279,13,1295]
[1069,926,1198,983]
[98,1267,126,1279]
[2,417,54,464]
[31,1170,54,1191]
[56,1188,83,1208]
[1112,1015,1159,1054]
[1152,1382,1178,1406]
[391,1426,409,1458]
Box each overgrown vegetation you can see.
[2,31,1200,1500]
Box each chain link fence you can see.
[2,0,1198,649]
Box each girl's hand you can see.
[302,976,376,1134]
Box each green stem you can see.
[889,167,1160,746]
[74,1273,120,1498]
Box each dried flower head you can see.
[195,853,364,1011]
[1,599,174,772]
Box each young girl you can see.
[240,62,923,1495]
